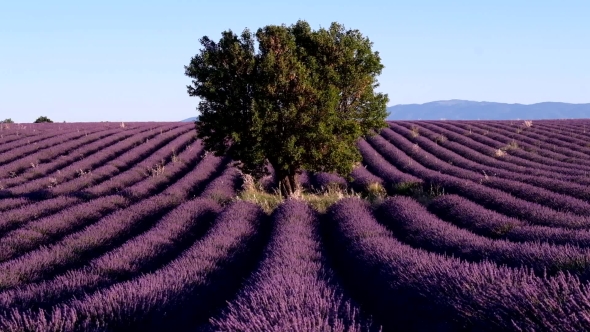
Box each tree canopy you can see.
[185,20,389,196]
[34,116,53,123]
[1,119,14,124]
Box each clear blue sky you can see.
[1,0,588,122]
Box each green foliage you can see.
[34,116,53,123]
[1,119,14,124]
[185,20,389,196]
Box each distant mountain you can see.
[181,117,199,122]
[386,100,590,120]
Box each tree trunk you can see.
[278,171,299,197]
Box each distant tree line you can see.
[34,116,53,123]
[1,116,57,123]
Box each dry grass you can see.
[171,149,180,163]
[146,164,166,177]
[407,182,446,206]
[506,140,519,150]
[516,120,533,134]
[494,140,519,158]
[434,134,447,144]
[76,169,91,177]
[410,125,420,138]
[47,177,58,188]
[237,173,362,214]
[494,148,507,157]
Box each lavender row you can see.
[0,123,151,148]
[0,201,267,331]
[0,193,180,291]
[428,194,590,248]
[356,139,422,193]
[298,170,313,191]
[0,127,43,143]
[407,121,590,179]
[537,122,590,141]
[476,121,590,162]
[349,165,384,193]
[391,123,590,203]
[0,124,107,151]
[0,130,69,155]
[384,125,590,216]
[211,199,375,331]
[450,121,588,166]
[1,127,141,187]
[327,198,590,331]
[414,123,585,183]
[40,124,185,187]
[486,121,590,165]
[487,121,590,157]
[0,129,194,236]
[0,198,29,212]
[311,171,348,191]
[0,126,114,168]
[7,123,193,187]
[376,196,590,279]
[550,121,590,136]
[5,124,181,197]
[0,195,128,263]
[117,141,210,200]
[54,127,197,197]
[0,196,81,237]
[0,198,221,314]
[431,121,590,173]
[0,141,224,273]
[199,166,241,203]
[454,121,590,169]
[382,125,590,213]
[258,162,277,192]
[366,134,590,229]
[162,153,227,199]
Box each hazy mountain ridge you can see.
[181,117,199,122]
[386,100,590,120]
[182,100,589,121]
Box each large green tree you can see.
[185,20,389,197]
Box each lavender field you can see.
[1,119,590,331]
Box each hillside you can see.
[1,120,590,331]
[387,100,590,120]
[181,117,198,122]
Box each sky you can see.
[1,0,589,123]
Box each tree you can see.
[1,119,14,124]
[34,116,53,123]
[185,20,389,197]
